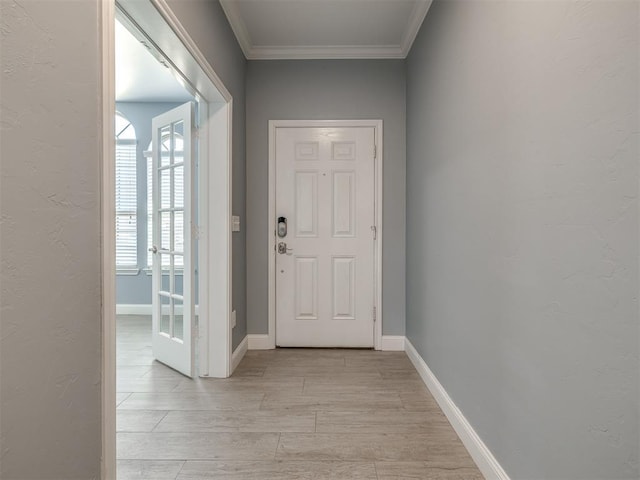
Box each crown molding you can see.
[246,45,406,60]
[220,0,432,60]
[400,0,433,57]
[219,0,253,59]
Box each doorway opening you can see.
[114,14,199,377]
[102,0,234,477]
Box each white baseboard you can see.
[404,339,510,480]
[116,304,200,316]
[231,335,248,373]
[116,304,151,315]
[248,334,274,350]
[247,334,404,351]
[380,335,405,351]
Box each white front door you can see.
[150,102,196,377]
[275,126,376,347]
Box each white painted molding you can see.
[219,0,431,60]
[404,339,511,480]
[400,0,433,57]
[219,0,253,59]
[116,304,200,315]
[248,334,274,350]
[246,45,406,60]
[151,0,232,101]
[373,121,384,351]
[101,1,117,478]
[231,335,248,373]
[116,304,152,316]
[380,335,405,351]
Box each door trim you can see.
[267,120,383,350]
[102,1,234,477]
[100,1,116,477]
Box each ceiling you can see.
[115,19,194,103]
[220,0,433,60]
[116,1,433,102]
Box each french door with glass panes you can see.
[150,102,196,377]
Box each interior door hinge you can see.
[373,145,377,160]
[373,306,377,322]
[371,225,377,240]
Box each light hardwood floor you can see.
[117,315,483,479]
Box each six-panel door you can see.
[275,127,376,347]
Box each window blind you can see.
[115,139,137,267]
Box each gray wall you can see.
[0,0,102,478]
[246,60,406,336]
[116,101,183,306]
[406,1,639,479]
[165,0,247,350]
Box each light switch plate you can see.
[232,215,240,232]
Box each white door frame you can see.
[101,0,234,477]
[267,120,383,351]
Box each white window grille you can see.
[146,134,184,268]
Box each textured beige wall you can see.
[0,1,102,478]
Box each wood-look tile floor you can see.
[117,315,484,479]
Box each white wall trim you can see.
[150,1,232,102]
[404,339,511,480]
[247,334,273,350]
[219,0,432,60]
[218,0,253,59]
[266,121,277,350]
[267,120,383,350]
[399,0,433,57]
[199,99,233,378]
[101,1,117,478]
[116,304,151,316]
[380,335,405,351]
[231,335,248,373]
[246,45,406,60]
[373,121,384,351]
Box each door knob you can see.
[149,245,158,254]
[277,242,293,255]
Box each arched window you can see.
[115,112,138,268]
